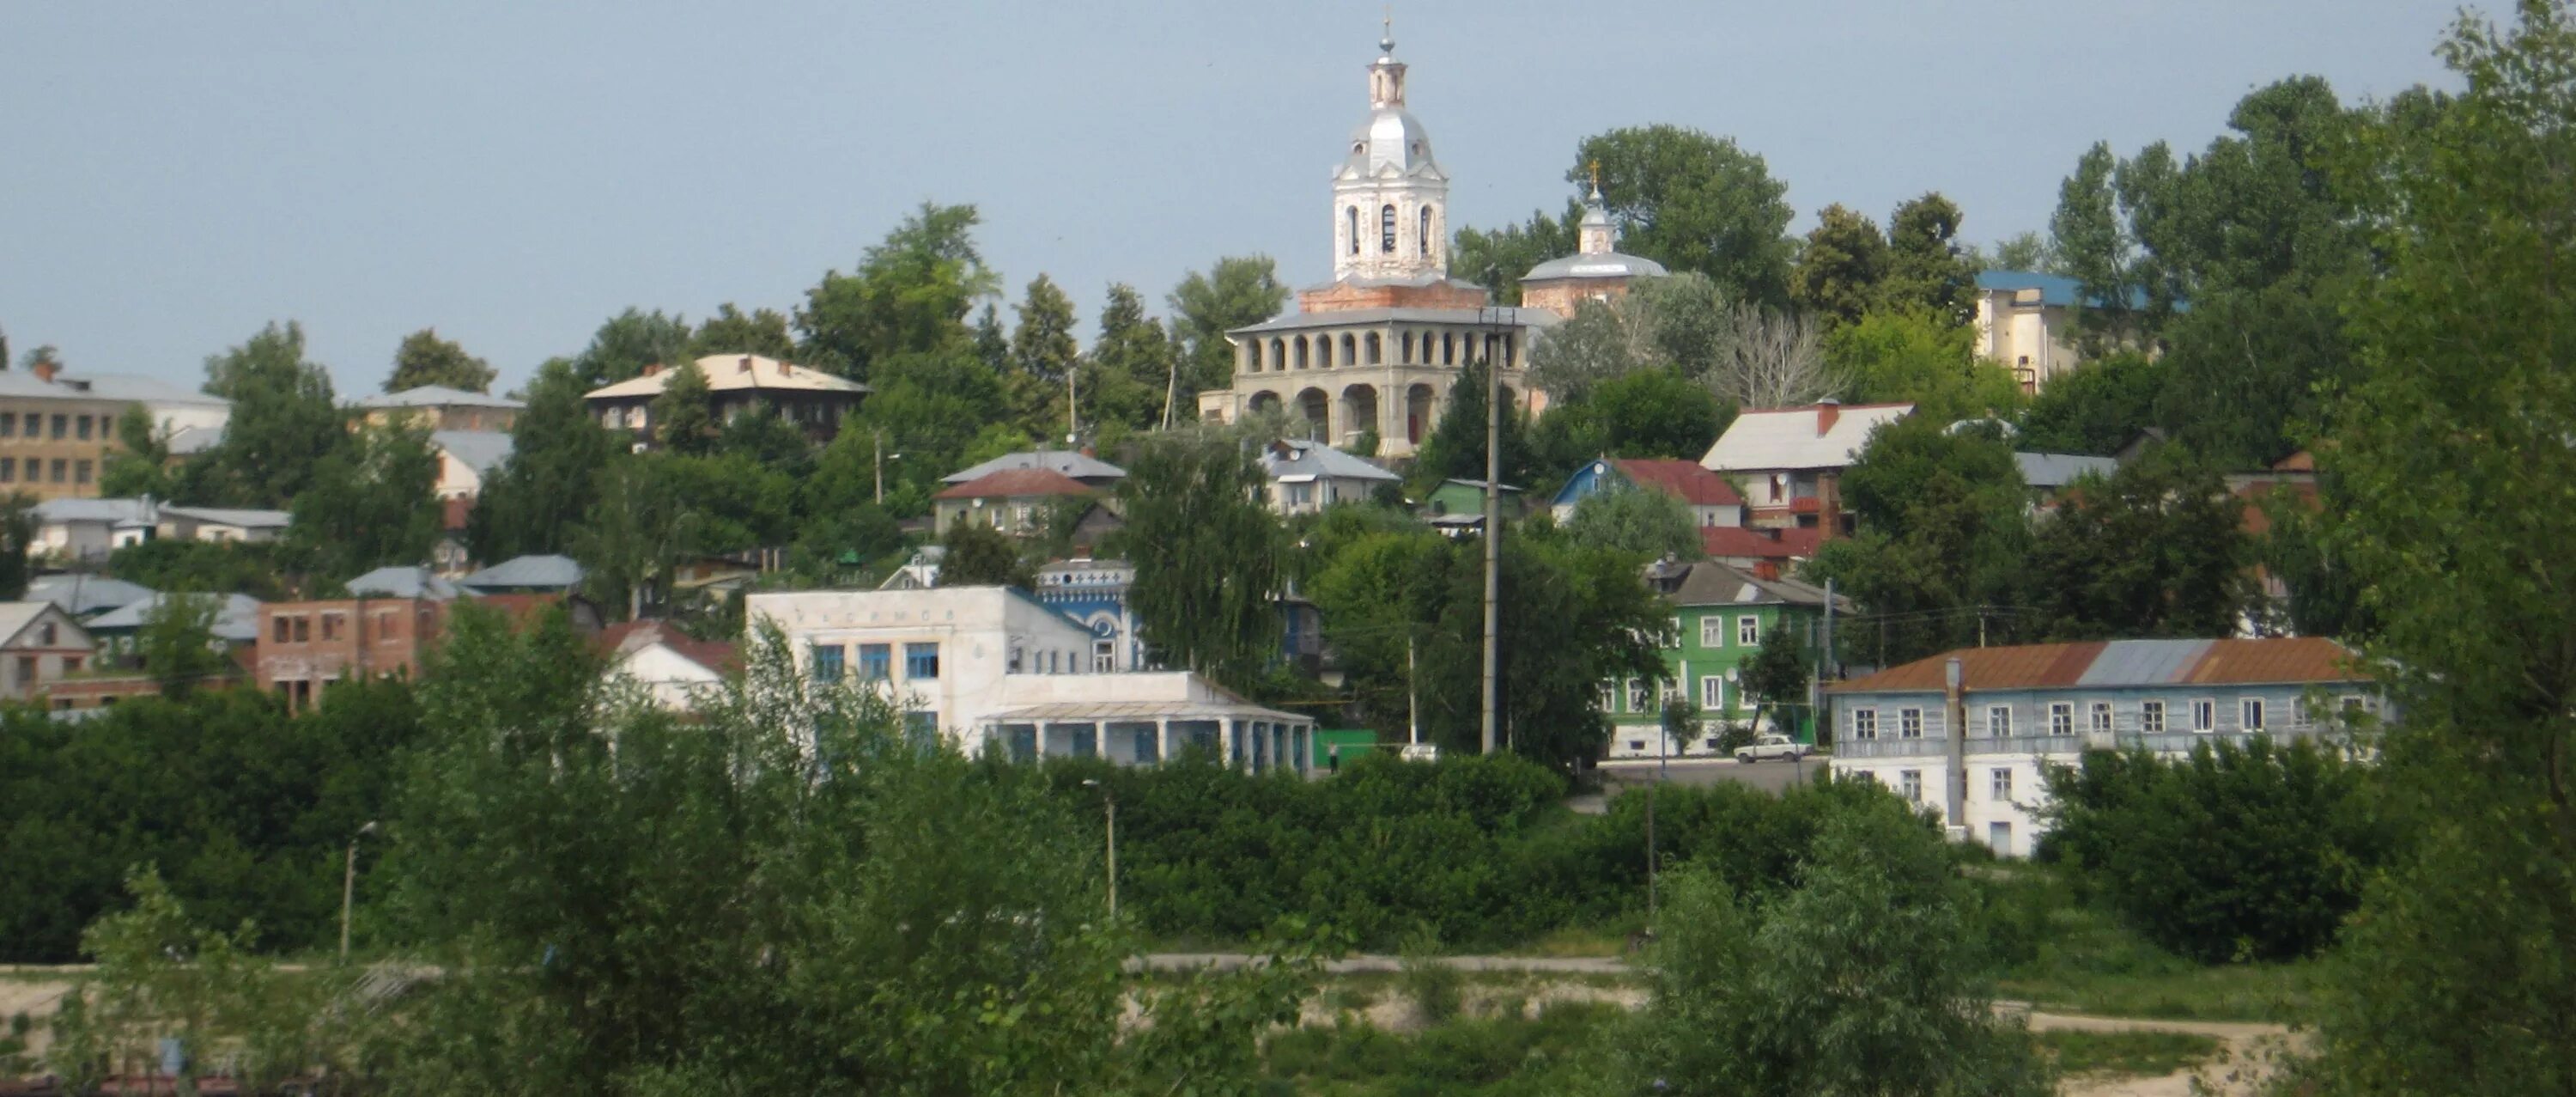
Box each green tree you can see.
[1738,625,1811,735]
[198,321,343,507]
[1168,256,1291,398]
[384,326,496,393]
[1113,430,1284,692]
[2302,7,2576,1087]
[20,344,58,373]
[1829,309,2023,423]
[1805,417,2032,666]
[1528,271,1737,402]
[2049,143,2139,356]
[1084,283,1178,431]
[1980,230,2058,274]
[466,357,622,562]
[1450,203,1581,302]
[100,405,173,499]
[1883,192,1978,327]
[137,593,232,698]
[571,307,693,389]
[687,302,797,359]
[1410,359,1534,491]
[796,201,998,380]
[1575,125,1797,307]
[714,405,815,477]
[0,493,33,600]
[937,519,1033,588]
[1007,274,1080,436]
[1787,203,1889,330]
[1562,485,1700,561]
[647,357,716,455]
[288,424,442,582]
[106,539,289,601]
[2026,451,2247,640]
[1531,367,1730,478]
[2014,351,2167,454]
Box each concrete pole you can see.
[1481,313,1502,756]
[1944,657,1968,831]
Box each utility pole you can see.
[1480,308,1502,756]
[1406,633,1420,747]
[873,429,886,506]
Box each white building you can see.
[747,587,1315,771]
[429,430,512,500]
[1973,271,2086,393]
[1700,400,1913,532]
[0,601,98,700]
[600,619,732,711]
[1259,438,1400,515]
[32,497,289,561]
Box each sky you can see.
[2,1,2464,397]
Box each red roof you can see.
[597,619,739,674]
[1700,525,1822,560]
[933,467,1097,501]
[1615,459,1742,506]
[1828,637,2361,694]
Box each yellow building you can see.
[0,364,229,501]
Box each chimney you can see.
[738,356,754,374]
[1815,397,1840,437]
[1079,445,1096,459]
[1753,559,1780,581]
[641,363,663,377]
[31,359,60,383]
[778,358,791,376]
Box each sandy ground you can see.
[2014,1006,2302,1097]
[0,974,76,1059]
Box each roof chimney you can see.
[1816,398,1840,437]
[738,356,754,374]
[1753,559,1780,581]
[778,358,791,376]
[641,363,663,377]
[31,359,60,383]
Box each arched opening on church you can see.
[1338,333,1356,368]
[1380,204,1396,253]
[1419,207,1432,257]
[1249,391,1284,416]
[1294,336,1310,370]
[1400,331,1415,363]
[1295,387,1330,438]
[1346,206,1359,255]
[1365,332,1382,364]
[1339,384,1378,446]
[1406,383,1436,445]
[1270,338,1286,371]
[1441,332,1455,365]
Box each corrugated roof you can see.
[944,450,1127,485]
[2014,452,2120,490]
[1829,637,2362,694]
[584,355,869,400]
[933,467,1097,501]
[1261,439,1399,484]
[981,698,1313,724]
[27,575,155,616]
[167,424,223,455]
[161,505,290,530]
[85,593,264,641]
[361,386,525,410]
[1658,560,1843,610]
[0,602,70,646]
[1701,403,1914,472]
[34,497,155,525]
[347,565,463,600]
[1616,459,1742,506]
[431,430,514,475]
[459,553,583,591]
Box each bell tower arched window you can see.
[1419,207,1432,257]
[1380,204,1396,253]
[1346,206,1359,255]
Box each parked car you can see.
[1735,734,1811,764]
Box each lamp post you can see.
[873,430,903,505]
[339,820,378,964]
[1080,779,1117,919]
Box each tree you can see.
[1449,204,1580,302]
[1113,430,1283,692]
[1084,283,1179,431]
[2049,143,2139,356]
[288,424,441,583]
[1410,359,1534,490]
[1531,367,1730,478]
[1882,192,1979,327]
[574,458,692,620]
[2300,6,2576,1087]
[571,308,692,390]
[1714,304,1832,410]
[1738,625,1810,735]
[99,405,172,500]
[1528,271,1737,403]
[796,201,997,380]
[1828,309,2022,423]
[467,357,622,563]
[198,321,342,508]
[2014,351,2167,454]
[21,344,60,374]
[1562,485,1700,561]
[384,327,495,393]
[937,520,1033,588]
[688,302,797,359]
[1805,417,2032,666]
[137,593,231,698]
[1168,256,1290,399]
[647,357,716,455]
[2026,451,2248,640]
[1625,796,2051,1096]
[1575,125,1797,307]
[1787,203,1889,329]
[1979,230,2058,274]
[1008,275,1080,436]
[0,493,33,600]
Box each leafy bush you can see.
[2042,737,2391,962]
[1400,926,1463,1024]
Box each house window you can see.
[1285,483,1313,507]
[2191,698,2217,732]
[2048,702,2074,735]
[1737,616,1760,648]
[1627,679,1650,712]
[2089,701,2112,734]
[2141,699,2166,734]
[62,655,80,673]
[1899,769,1923,802]
[291,616,310,642]
[1007,646,1024,673]
[15,655,33,683]
[1851,708,1878,740]
[73,460,90,485]
[905,711,939,749]
[1700,675,1724,710]
[812,644,846,684]
[1419,206,1432,256]
[0,413,13,437]
[1987,704,2012,737]
[49,414,66,440]
[1899,708,1923,739]
[1598,683,1617,711]
[1989,821,2013,856]
[76,415,92,441]
[39,622,56,646]
[2240,698,2266,731]
[1991,766,2014,801]
[1628,740,1646,753]
[1380,204,1396,253]
[1094,640,1115,673]
[1700,616,1725,649]
[272,616,290,643]
[0,459,13,482]
[905,643,939,680]
[319,613,343,641]
[857,643,892,680]
[49,460,65,483]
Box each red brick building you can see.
[256,597,447,710]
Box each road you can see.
[1138,953,1626,974]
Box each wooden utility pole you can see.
[1480,310,1502,756]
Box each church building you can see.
[1195,29,1557,457]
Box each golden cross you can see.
[1589,160,1602,193]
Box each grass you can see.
[1498,925,1630,959]
[2035,1030,2223,1077]
[1978,862,2321,1023]
[1261,1001,1625,1096]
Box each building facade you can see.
[1973,271,2087,393]
[1601,560,1841,759]
[1552,458,1744,527]
[0,602,98,702]
[1700,400,1913,533]
[1259,439,1399,515]
[1826,637,2375,857]
[584,355,869,447]
[931,468,1108,537]
[1194,31,1553,454]
[256,597,448,710]
[0,366,231,502]
[360,386,525,433]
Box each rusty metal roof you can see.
[1828,637,2361,695]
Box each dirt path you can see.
[2008,1005,2303,1097]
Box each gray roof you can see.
[1229,305,1561,337]
[459,553,584,592]
[0,371,228,407]
[166,424,223,455]
[1653,559,1845,612]
[347,565,464,600]
[85,593,264,642]
[2014,452,2121,490]
[361,385,525,410]
[33,497,155,526]
[943,450,1127,485]
[432,430,515,475]
[2073,639,2216,688]
[1522,252,1670,282]
[1261,439,1399,484]
[27,574,156,617]
[161,505,290,530]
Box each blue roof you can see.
[1978,269,2168,312]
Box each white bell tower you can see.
[1330,20,1449,283]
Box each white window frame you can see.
[1599,683,1618,712]
[1700,675,1725,710]
[1699,615,1724,649]
[1737,615,1760,648]
[2140,699,2166,734]
[1899,708,1923,740]
[1627,679,1651,713]
[1899,769,1923,803]
[2088,700,2113,734]
[1986,704,2012,737]
[2240,697,2266,731]
[1851,708,1879,740]
[2048,702,2074,736]
[2191,698,2217,732]
[1990,766,2014,801]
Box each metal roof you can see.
[459,553,584,591]
[1829,637,2364,694]
[347,565,464,600]
[1522,251,1669,282]
[432,430,515,475]
[161,505,290,530]
[981,698,1315,725]
[1229,305,1560,336]
[1655,560,1844,611]
[361,386,525,410]
[34,497,155,525]
[584,355,869,400]
[2014,452,2120,490]
[1701,402,1915,472]
[85,593,264,641]
[0,371,228,407]
[27,575,156,617]
[1261,440,1399,484]
[943,449,1127,485]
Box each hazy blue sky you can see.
[3,2,2463,395]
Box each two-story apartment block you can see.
[359,386,524,433]
[0,366,233,502]
[1700,400,1911,533]
[1260,439,1399,515]
[584,355,869,448]
[1826,637,2374,857]
[1551,458,1745,527]
[747,587,1315,771]
[257,594,448,710]
[1601,559,1844,759]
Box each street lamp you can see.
[873,430,904,505]
[340,820,379,964]
[1079,779,1117,920]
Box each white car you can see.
[1735,734,1812,764]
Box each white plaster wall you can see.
[749,587,1097,749]
[611,643,725,710]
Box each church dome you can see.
[1343,109,1439,177]
[1521,251,1669,282]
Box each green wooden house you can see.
[1417,478,1523,532]
[1601,558,1844,759]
